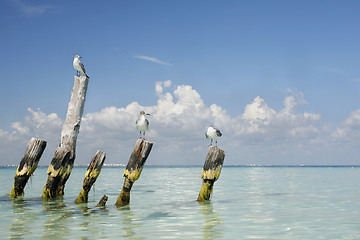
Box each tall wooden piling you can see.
[75,150,106,203]
[9,138,47,199]
[115,139,153,207]
[197,146,225,202]
[42,76,89,200]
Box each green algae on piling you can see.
[115,139,153,207]
[10,138,47,199]
[75,150,106,203]
[197,146,225,202]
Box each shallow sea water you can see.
[1,166,360,239]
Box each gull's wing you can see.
[79,61,86,74]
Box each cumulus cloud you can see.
[82,81,212,147]
[2,81,357,165]
[79,82,324,164]
[0,108,62,165]
[10,108,62,139]
[207,90,321,143]
[332,109,360,140]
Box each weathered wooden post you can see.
[75,150,106,203]
[9,138,47,199]
[197,146,225,202]
[115,139,153,207]
[97,195,108,207]
[42,76,89,200]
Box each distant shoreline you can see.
[1,164,359,168]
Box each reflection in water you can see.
[118,206,143,240]
[42,199,67,211]
[41,200,111,239]
[199,202,223,240]
[41,199,73,240]
[9,199,35,240]
[76,203,108,239]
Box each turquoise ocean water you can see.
[1,166,360,239]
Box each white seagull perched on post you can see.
[73,55,89,78]
[205,126,222,146]
[136,111,150,139]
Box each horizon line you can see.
[1,164,359,168]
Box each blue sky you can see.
[1,0,360,166]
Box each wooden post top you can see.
[202,146,225,171]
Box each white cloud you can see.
[11,121,29,135]
[155,80,172,95]
[241,96,275,134]
[328,67,346,75]
[5,108,62,140]
[163,80,172,88]
[79,82,324,164]
[1,82,359,165]
[332,109,360,139]
[10,0,53,16]
[0,108,62,165]
[134,55,172,66]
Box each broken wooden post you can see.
[75,150,106,203]
[42,76,89,200]
[9,138,47,199]
[115,139,153,207]
[97,195,108,207]
[197,146,225,202]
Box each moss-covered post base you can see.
[9,138,47,199]
[115,177,133,207]
[97,195,108,207]
[197,179,215,202]
[115,139,153,207]
[75,150,106,203]
[197,146,225,202]
[42,148,73,200]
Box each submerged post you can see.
[9,138,47,199]
[115,139,153,207]
[197,146,225,202]
[97,195,108,207]
[43,76,89,200]
[75,150,106,203]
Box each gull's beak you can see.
[146,113,150,116]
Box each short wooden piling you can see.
[9,138,47,199]
[42,76,89,200]
[75,150,106,203]
[197,146,225,202]
[97,195,108,207]
[115,139,153,207]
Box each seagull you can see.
[73,55,89,78]
[136,111,150,139]
[205,126,222,146]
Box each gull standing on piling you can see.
[205,126,222,146]
[73,55,89,78]
[136,111,150,139]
